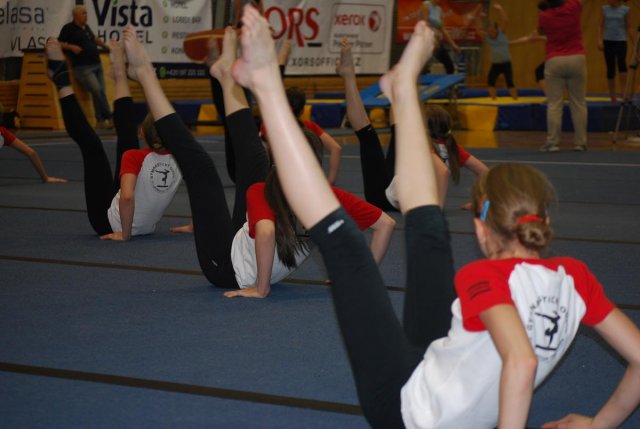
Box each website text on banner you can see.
[85,0,212,78]
[263,0,393,75]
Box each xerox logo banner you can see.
[263,0,393,75]
[0,0,75,57]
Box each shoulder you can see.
[247,182,266,198]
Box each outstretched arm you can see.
[10,138,67,183]
[224,219,276,298]
[368,212,395,265]
[542,309,640,429]
[481,305,537,429]
[319,132,342,184]
[492,3,508,32]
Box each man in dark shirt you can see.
[58,5,113,129]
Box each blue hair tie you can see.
[479,199,490,222]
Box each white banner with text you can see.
[0,0,75,58]
[263,0,394,75]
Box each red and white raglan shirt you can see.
[231,182,383,289]
[401,257,614,429]
[385,140,472,209]
[107,148,182,236]
[0,127,17,149]
[259,120,325,142]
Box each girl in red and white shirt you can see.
[126,26,393,295]
[336,37,487,213]
[0,126,67,184]
[238,10,640,429]
[46,38,181,241]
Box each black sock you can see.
[47,59,71,90]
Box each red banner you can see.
[396,0,485,44]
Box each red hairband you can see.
[516,214,544,226]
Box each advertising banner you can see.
[263,0,394,75]
[0,0,75,58]
[397,0,485,44]
[85,0,213,78]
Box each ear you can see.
[544,215,551,225]
[473,217,487,246]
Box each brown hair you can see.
[263,128,322,268]
[141,113,166,152]
[424,105,461,184]
[472,164,556,253]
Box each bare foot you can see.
[208,26,237,81]
[336,37,355,78]
[108,39,127,82]
[204,33,220,68]
[231,4,279,91]
[122,26,153,81]
[45,37,65,63]
[380,21,434,103]
[169,224,194,233]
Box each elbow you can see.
[506,352,538,385]
[120,194,134,204]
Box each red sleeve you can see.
[456,145,471,166]
[246,182,276,238]
[119,149,149,177]
[568,260,615,326]
[455,261,515,331]
[0,127,16,146]
[303,120,325,137]
[331,186,382,230]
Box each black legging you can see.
[154,108,269,289]
[603,40,627,79]
[60,95,139,235]
[356,124,397,212]
[309,205,456,428]
[433,45,455,74]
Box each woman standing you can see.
[538,0,588,153]
[598,0,633,102]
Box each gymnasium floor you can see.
[1,127,639,428]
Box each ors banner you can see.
[397,0,484,44]
[86,0,212,78]
[263,0,393,75]
[0,0,75,58]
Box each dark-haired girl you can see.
[238,8,640,428]
[336,38,487,212]
[46,38,181,241]
[119,26,394,296]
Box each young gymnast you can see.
[121,25,393,297]
[235,5,640,428]
[0,126,67,184]
[337,38,486,211]
[46,38,182,240]
[259,86,343,184]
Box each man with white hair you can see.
[58,5,113,129]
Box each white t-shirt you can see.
[400,258,614,429]
[231,220,310,289]
[108,149,182,236]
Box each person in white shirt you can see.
[235,7,640,428]
[46,38,181,240]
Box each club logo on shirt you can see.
[149,162,177,193]
[524,295,568,362]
